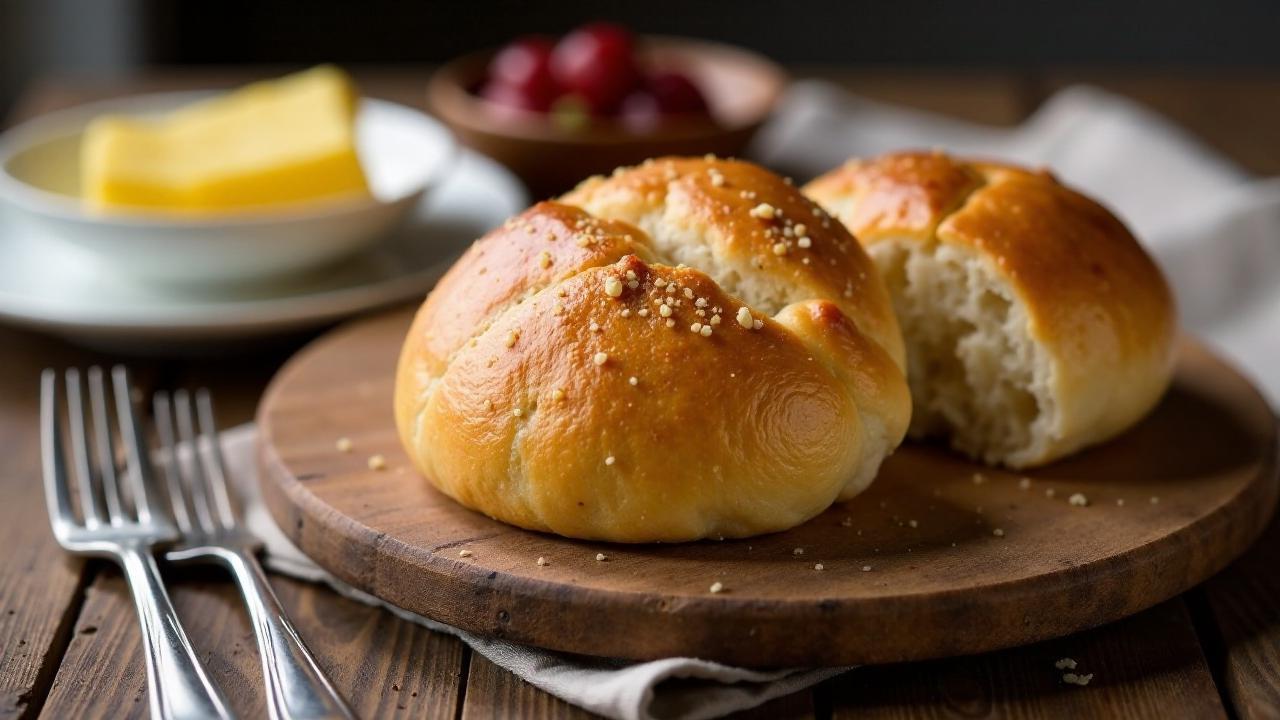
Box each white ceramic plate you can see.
[0,92,456,285]
[0,149,527,349]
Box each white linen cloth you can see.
[231,81,1278,720]
[755,80,1280,405]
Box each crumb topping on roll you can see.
[396,158,910,542]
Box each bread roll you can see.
[396,158,910,542]
[804,151,1176,468]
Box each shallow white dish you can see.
[0,149,526,349]
[0,91,456,285]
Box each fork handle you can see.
[217,548,355,720]
[119,547,234,720]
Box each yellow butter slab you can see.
[82,65,370,213]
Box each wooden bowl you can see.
[428,36,788,198]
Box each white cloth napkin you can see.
[754,80,1280,405]
[230,82,1279,720]
[221,425,845,720]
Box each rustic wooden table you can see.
[2,68,1278,720]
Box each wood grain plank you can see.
[0,327,160,720]
[39,567,467,719]
[164,344,303,427]
[263,575,468,719]
[1199,510,1280,720]
[823,599,1225,719]
[461,654,596,720]
[804,67,1033,126]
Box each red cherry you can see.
[479,80,552,116]
[619,91,663,133]
[488,36,559,102]
[645,72,710,115]
[551,22,641,115]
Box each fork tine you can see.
[41,369,76,534]
[64,369,102,528]
[111,366,160,525]
[153,392,195,534]
[86,367,125,524]
[173,389,217,534]
[195,389,238,530]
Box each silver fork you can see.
[153,388,355,720]
[41,367,233,720]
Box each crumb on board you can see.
[1069,493,1089,507]
[993,528,1005,537]
[335,437,353,453]
[458,549,472,558]
[1019,477,1032,490]
[793,547,805,556]
[1045,488,1057,498]
[861,565,872,572]
[1055,657,1078,670]
[1116,498,1126,506]
[814,563,825,571]
[1150,496,1161,504]
[536,556,548,566]
[367,454,387,471]
[840,516,853,527]
[596,553,608,562]
[972,472,986,485]
[709,581,725,594]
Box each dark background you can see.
[145,0,1280,66]
[4,0,1280,118]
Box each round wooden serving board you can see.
[258,307,1278,667]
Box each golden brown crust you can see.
[396,160,912,541]
[804,151,1177,466]
[563,157,905,369]
[937,169,1174,367]
[414,258,873,541]
[802,151,985,244]
[407,201,653,379]
[773,299,912,498]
